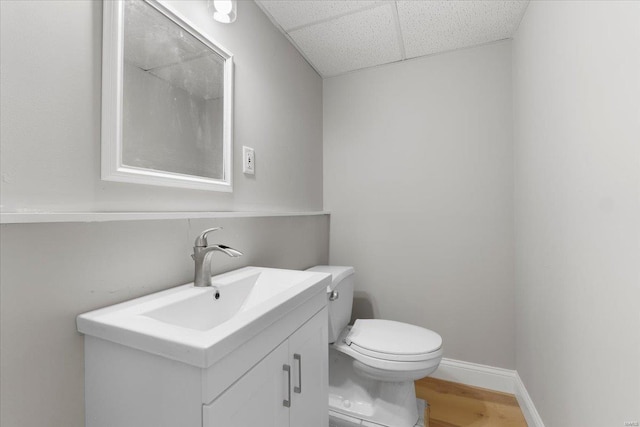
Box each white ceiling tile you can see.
[256,0,529,77]
[289,3,402,76]
[257,0,384,31]
[397,1,529,59]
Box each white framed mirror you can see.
[102,0,233,192]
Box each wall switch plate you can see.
[242,146,255,175]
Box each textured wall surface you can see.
[324,41,515,369]
[513,1,640,425]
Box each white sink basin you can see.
[77,267,331,367]
[144,272,259,331]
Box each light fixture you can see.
[212,0,237,24]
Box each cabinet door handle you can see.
[283,364,291,408]
[293,354,302,394]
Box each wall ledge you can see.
[0,211,330,224]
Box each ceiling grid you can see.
[255,0,530,77]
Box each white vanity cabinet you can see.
[81,278,329,427]
[204,308,328,426]
[288,306,329,426]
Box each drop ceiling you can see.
[255,0,529,78]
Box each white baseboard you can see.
[430,358,516,394]
[514,372,546,427]
[429,358,544,427]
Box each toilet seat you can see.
[346,319,442,362]
[332,320,443,382]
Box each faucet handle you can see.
[194,227,222,247]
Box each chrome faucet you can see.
[192,227,243,288]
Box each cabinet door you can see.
[203,341,289,427]
[289,308,329,427]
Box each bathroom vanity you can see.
[77,267,330,427]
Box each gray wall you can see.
[0,0,323,212]
[513,1,640,425]
[0,1,327,426]
[323,41,515,369]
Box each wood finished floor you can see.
[415,377,528,427]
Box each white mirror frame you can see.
[101,0,234,192]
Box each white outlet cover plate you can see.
[243,146,255,175]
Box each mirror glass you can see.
[102,0,233,192]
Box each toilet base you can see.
[329,399,426,427]
[329,348,425,427]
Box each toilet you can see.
[307,266,443,427]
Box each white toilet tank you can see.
[306,266,354,343]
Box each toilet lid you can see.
[345,319,442,362]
